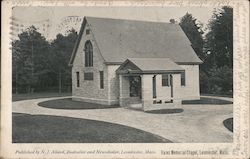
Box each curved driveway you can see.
[12,96,233,143]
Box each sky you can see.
[12,6,216,40]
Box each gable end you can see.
[68,17,87,66]
[116,59,142,74]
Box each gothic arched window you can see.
[84,41,93,67]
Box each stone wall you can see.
[141,74,154,110]
[71,22,109,104]
[156,75,172,100]
[179,65,200,100]
[150,65,200,102]
[118,75,130,107]
[107,65,120,105]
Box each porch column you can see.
[141,74,154,111]
[171,74,182,106]
[119,75,129,107]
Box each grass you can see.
[201,93,233,98]
[12,92,71,101]
[146,109,183,114]
[38,98,119,109]
[182,97,233,105]
[223,118,233,132]
[12,113,171,143]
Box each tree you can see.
[179,13,205,61]
[12,40,21,94]
[204,6,233,69]
[50,29,78,93]
[203,6,233,94]
[12,26,50,93]
[12,26,77,94]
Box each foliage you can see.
[199,70,209,93]
[12,27,77,93]
[203,6,233,94]
[208,65,233,94]
[50,29,78,93]
[204,6,233,69]
[12,26,50,93]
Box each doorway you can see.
[129,76,141,98]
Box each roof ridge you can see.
[85,16,178,25]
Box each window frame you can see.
[84,41,93,67]
[181,71,186,86]
[86,29,90,35]
[76,72,80,87]
[99,71,104,89]
[162,74,170,87]
[84,72,94,81]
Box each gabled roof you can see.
[116,58,184,74]
[69,17,203,66]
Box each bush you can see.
[200,70,209,93]
[204,65,233,95]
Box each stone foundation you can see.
[119,97,141,107]
[143,99,182,111]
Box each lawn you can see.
[182,97,233,105]
[12,113,171,143]
[12,92,71,101]
[38,98,119,109]
[201,93,233,98]
[146,109,183,114]
[223,118,233,132]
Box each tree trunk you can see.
[58,70,62,94]
[15,65,18,94]
[31,40,34,94]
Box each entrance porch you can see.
[116,58,185,111]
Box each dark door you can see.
[129,76,141,98]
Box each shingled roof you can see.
[116,58,185,74]
[69,17,202,65]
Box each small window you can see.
[76,72,80,87]
[86,29,90,35]
[181,72,185,86]
[162,74,170,86]
[100,71,104,89]
[84,72,93,80]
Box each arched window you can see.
[84,41,93,67]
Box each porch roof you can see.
[116,58,185,74]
